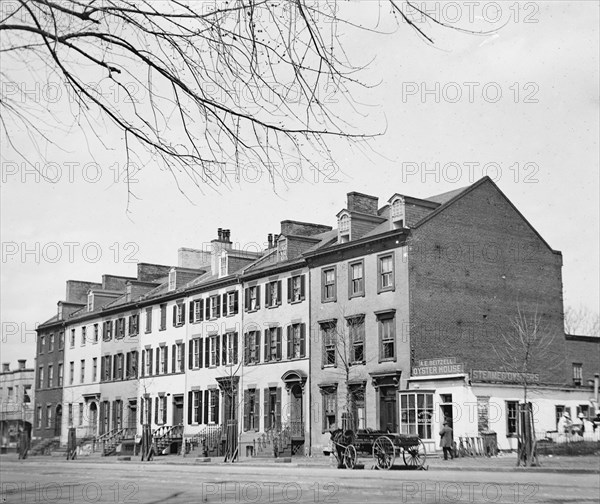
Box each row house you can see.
[0,360,34,451]
[33,179,599,457]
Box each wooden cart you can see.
[330,429,427,470]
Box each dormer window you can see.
[338,213,350,243]
[168,269,176,291]
[390,196,405,229]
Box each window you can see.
[129,314,139,336]
[174,343,184,373]
[244,331,261,365]
[39,335,46,353]
[554,405,565,429]
[80,360,85,383]
[349,385,366,431]
[209,336,220,367]
[158,346,168,375]
[46,405,52,428]
[245,285,260,312]
[36,406,42,429]
[57,364,63,387]
[68,403,73,427]
[7,387,13,400]
[48,364,54,387]
[400,392,433,439]
[322,268,336,302]
[321,386,337,432]
[116,318,126,339]
[144,349,153,376]
[208,296,221,320]
[577,404,590,421]
[506,401,519,436]
[377,313,396,361]
[23,386,31,403]
[48,334,55,352]
[572,363,583,386]
[168,270,176,291]
[126,351,138,378]
[321,322,337,367]
[173,302,185,327]
[58,332,64,350]
[156,396,167,425]
[114,353,124,380]
[81,326,86,345]
[349,261,364,297]
[378,254,395,292]
[192,299,204,323]
[69,361,74,384]
[265,280,282,308]
[264,327,282,362]
[102,355,111,382]
[103,320,113,341]
[287,324,306,359]
[224,291,238,316]
[191,338,202,368]
[159,304,167,330]
[348,316,365,364]
[78,403,84,426]
[93,324,98,343]
[190,390,202,424]
[287,274,305,303]
[69,329,75,348]
[92,358,98,382]
[244,389,259,431]
[264,387,282,430]
[222,332,238,365]
[145,307,152,333]
[209,389,219,424]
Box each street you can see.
[1,458,598,504]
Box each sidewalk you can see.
[5,451,598,474]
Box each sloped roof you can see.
[425,186,470,205]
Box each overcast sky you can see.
[1,1,598,368]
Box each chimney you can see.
[2,363,9,373]
[347,192,379,215]
[18,359,26,370]
[217,228,223,241]
[267,234,273,248]
[273,234,279,246]
[224,229,231,242]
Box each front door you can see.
[379,387,398,433]
[290,384,303,437]
[89,403,98,436]
[172,395,184,425]
[54,405,62,437]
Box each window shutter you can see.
[163,347,168,374]
[321,331,325,369]
[378,322,383,364]
[113,355,118,380]
[101,357,106,381]
[277,281,282,305]
[126,353,131,378]
[181,303,186,324]
[221,335,227,365]
[189,302,194,323]
[171,344,176,374]
[215,338,220,367]
[287,278,292,303]
[265,283,270,306]
[263,388,269,430]
[244,288,249,312]
[264,330,269,362]
[204,338,209,368]
[300,324,306,358]
[391,318,397,362]
[99,402,105,434]
[243,390,250,431]
[180,343,185,372]
[197,392,203,424]
[216,296,221,318]
[112,400,116,430]
[199,338,204,368]
[233,291,239,314]
[222,293,227,315]
[205,300,210,320]
[154,397,158,425]
[321,270,325,302]
[203,390,209,424]
[133,351,139,378]
[286,326,292,360]
[156,348,160,375]
[107,356,112,380]
[253,390,260,431]
[276,327,282,361]
[148,349,153,376]
[199,299,204,321]
[275,388,282,430]
[139,397,144,425]
[162,397,167,424]
[244,333,249,365]
[256,286,261,309]
[172,305,177,326]
[333,268,337,302]
[188,341,193,370]
[300,275,306,300]
[255,331,261,363]
[233,333,238,365]
[187,391,193,425]
[214,392,220,424]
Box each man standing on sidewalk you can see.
[440,421,454,460]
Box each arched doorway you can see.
[54,405,62,437]
[89,402,98,436]
[281,370,307,443]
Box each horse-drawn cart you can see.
[330,429,427,470]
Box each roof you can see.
[425,185,470,205]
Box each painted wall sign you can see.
[471,370,540,384]
[412,357,464,376]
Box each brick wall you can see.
[408,179,566,385]
[347,192,378,215]
[280,220,332,237]
[65,281,101,304]
[137,263,172,282]
[565,335,600,385]
[405,202,436,227]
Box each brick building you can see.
[0,360,34,451]
[32,177,599,457]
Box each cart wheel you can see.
[344,445,357,469]
[373,436,395,470]
[402,439,426,469]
